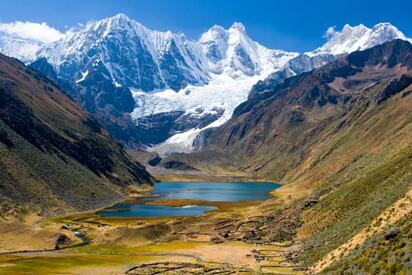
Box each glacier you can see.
[133,73,267,155]
[0,14,410,155]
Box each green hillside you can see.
[0,54,155,217]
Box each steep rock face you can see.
[75,58,136,114]
[257,23,411,96]
[28,56,144,147]
[0,54,154,216]
[27,57,58,81]
[199,23,296,77]
[36,13,208,92]
[27,15,297,149]
[2,17,410,151]
[374,74,412,104]
[196,40,412,177]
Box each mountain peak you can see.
[312,23,409,56]
[109,13,132,22]
[373,22,399,30]
[200,25,227,43]
[95,12,141,31]
[209,24,225,32]
[340,23,367,31]
[229,22,246,33]
[371,22,405,38]
[342,24,353,32]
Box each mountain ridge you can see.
[34,13,294,92]
[197,39,412,156]
[1,15,410,152]
[163,39,412,271]
[0,53,155,216]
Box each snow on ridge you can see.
[0,36,43,63]
[199,21,298,77]
[309,22,410,56]
[1,15,410,154]
[155,22,411,155]
[0,21,65,63]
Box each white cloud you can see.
[324,26,338,40]
[0,21,64,43]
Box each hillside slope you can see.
[169,40,412,269]
[0,54,155,217]
[194,39,412,178]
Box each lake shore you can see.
[0,180,303,274]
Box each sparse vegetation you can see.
[0,54,154,217]
[324,213,412,274]
[300,145,412,266]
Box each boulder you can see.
[384,227,400,240]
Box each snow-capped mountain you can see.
[0,15,410,155]
[34,14,296,93]
[151,22,411,154]
[261,23,411,94]
[311,23,410,56]
[38,13,209,91]
[199,23,296,77]
[29,14,297,153]
[129,21,297,153]
[0,21,64,63]
[0,35,43,63]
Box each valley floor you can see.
[1,172,411,274]
[0,181,304,275]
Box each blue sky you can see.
[1,0,411,52]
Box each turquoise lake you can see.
[98,181,280,218]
